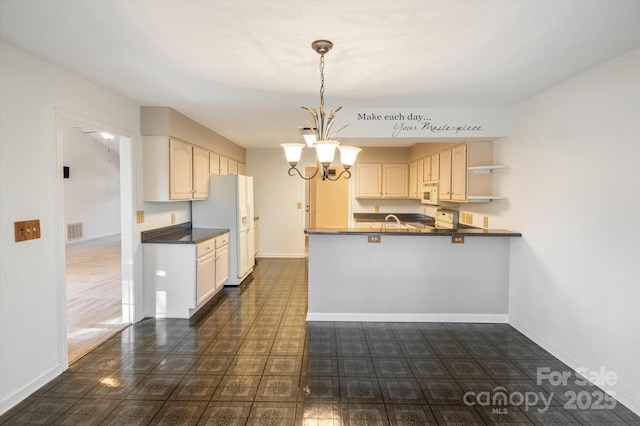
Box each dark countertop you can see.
[141,222,229,244]
[354,213,434,224]
[307,227,521,237]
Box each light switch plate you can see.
[136,210,145,224]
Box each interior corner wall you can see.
[0,41,142,415]
[245,148,307,257]
[491,48,640,414]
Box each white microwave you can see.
[421,181,440,205]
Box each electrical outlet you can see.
[171,213,176,224]
[452,235,465,244]
[467,213,473,224]
[374,206,380,213]
[483,216,489,228]
[136,210,144,224]
[368,234,381,243]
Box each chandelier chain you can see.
[319,53,325,106]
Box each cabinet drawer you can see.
[196,238,215,258]
[215,233,229,248]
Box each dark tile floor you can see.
[2,258,638,425]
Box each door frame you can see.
[55,109,137,368]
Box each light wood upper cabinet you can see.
[437,142,502,202]
[355,163,383,198]
[450,144,467,202]
[238,162,247,176]
[409,161,418,199]
[192,145,210,199]
[439,148,453,201]
[143,136,211,201]
[228,159,238,175]
[423,153,440,182]
[209,152,220,175]
[219,157,229,175]
[439,144,467,202]
[383,163,409,198]
[169,138,194,200]
[356,162,409,199]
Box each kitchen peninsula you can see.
[306,224,521,323]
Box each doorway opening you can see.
[59,114,134,364]
[304,166,349,256]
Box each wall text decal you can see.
[357,112,483,137]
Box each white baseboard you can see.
[306,313,509,323]
[65,232,121,245]
[255,253,306,259]
[510,320,640,417]
[0,363,64,416]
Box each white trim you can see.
[306,313,509,323]
[255,253,307,258]
[0,364,64,416]
[64,232,121,245]
[55,109,138,370]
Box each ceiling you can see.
[1,0,639,149]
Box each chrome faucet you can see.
[385,214,402,230]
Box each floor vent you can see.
[67,223,83,240]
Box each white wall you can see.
[63,122,121,241]
[246,148,308,257]
[0,41,190,415]
[489,49,640,413]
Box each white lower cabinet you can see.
[144,232,229,318]
[214,235,230,292]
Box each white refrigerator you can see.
[192,174,255,285]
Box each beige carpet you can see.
[66,235,129,363]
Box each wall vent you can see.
[67,223,83,240]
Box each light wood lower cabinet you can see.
[144,232,229,318]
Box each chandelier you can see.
[281,40,361,181]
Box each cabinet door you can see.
[423,156,432,181]
[196,252,215,305]
[228,159,238,175]
[238,162,247,176]
[439,149,452,200]
[355,163,382,198]
[169,138,194,200]
[383,164,409,198]
[219,157,229,175]
[209,152,220,175]
[192,146,210,199]
[451,144,467,201]
[409,161,418,198]
[417,159,424,187]
[431,153,440,183]
[215,245,230,291]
